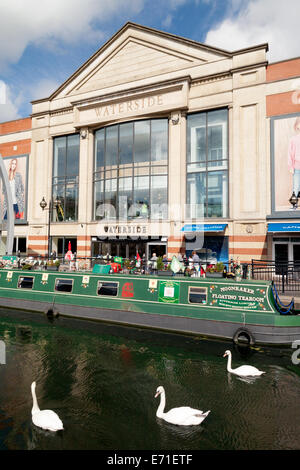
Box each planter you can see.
[205,272,223,278]
[46,265,59,271]
[158,270,171,277]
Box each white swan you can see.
[223,350,265,377]
[155,386,210,426]
[31,381,64,432]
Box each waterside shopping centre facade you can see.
[1,22,300,265]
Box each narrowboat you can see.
[0,266,299,346]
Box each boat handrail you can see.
[271,282,295,314]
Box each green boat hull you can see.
[0,268,299,346]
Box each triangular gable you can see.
[48,22,232,101]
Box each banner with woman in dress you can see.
[1,154,28,223]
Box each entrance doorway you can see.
[92,238,164,260]
[147,242,167,259]
[273,236,300,271]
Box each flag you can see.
[136,252,141,262]
[170,255,184,274]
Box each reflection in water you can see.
[0,309,299,450]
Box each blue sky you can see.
[0,0,299,123]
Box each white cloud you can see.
[29,78,61,102]
[205,0,300,62]
[0,83,21,122]
[162,14,173,29]
[0,0,144,69]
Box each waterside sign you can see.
[73,79,189,127]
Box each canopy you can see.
[267,223,300,232]
[181,223,227,233]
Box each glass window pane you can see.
[105,126,118,167]
[53,137,66,178]
[207,109,228,163]
[189,287,207,304]
[52,185,65,222]
[187,110,228,219]
[186,172,206,219]
[131,176,149,218]
[18,276,34,289]
[55,279,73,293]
[94,180,104,220]
[97,281,118,296]
[66,134,79,177]
[95,129,105,170]
[151,119,168,163]
[187,113,206,164]
[119,122,133,165]
[151,175,168,219]
[104,178,117,219]
[118,177,133,219]
[134,121,150,163]
[65,184,78,221]
[207,170,228,218]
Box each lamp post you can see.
[40,196,61,259]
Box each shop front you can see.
[91,236,167,260]
[181,223,228,264]
[268,223,300,265]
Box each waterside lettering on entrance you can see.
[95,95,163,119]
[102,224,147,235]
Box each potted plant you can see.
[205,262,224,278]
[21,264,32,270]
[46,260,60,271]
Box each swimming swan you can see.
[155,386,210,426]
[223,350,265,377]
[31,381,64,432]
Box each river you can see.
[0,307,299,451]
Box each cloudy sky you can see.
[0,0,299,122]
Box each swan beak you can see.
[223,353,227,357]
[155,391,160,398]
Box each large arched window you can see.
[93,119,168,220]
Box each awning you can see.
[268,222,300,232]
[181,223,227,233]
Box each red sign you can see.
[122,282,134,298]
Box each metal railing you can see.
[251,259,300,293]
[0,254,240,278]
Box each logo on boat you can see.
[122,282,134,298]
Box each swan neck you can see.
[156,390,166,418]
[227,353,233,372]
[31,385,40,414]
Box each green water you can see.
[0,308,300,451]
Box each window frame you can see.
[54,278,74,293]
[17,276,34,289]
[186,109,229,219]
[188,286,207,305]
[93,118,169,221]
[97,280,119,297]
[52,133,80,223]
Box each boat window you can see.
[97,281,118,296]
[18,276,34,289]
[55,278,73,293]
[188,286,207,304]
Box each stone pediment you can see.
[51,23,231,100]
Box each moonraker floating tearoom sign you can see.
[208,283,269,311]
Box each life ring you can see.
[233,327,255,346]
